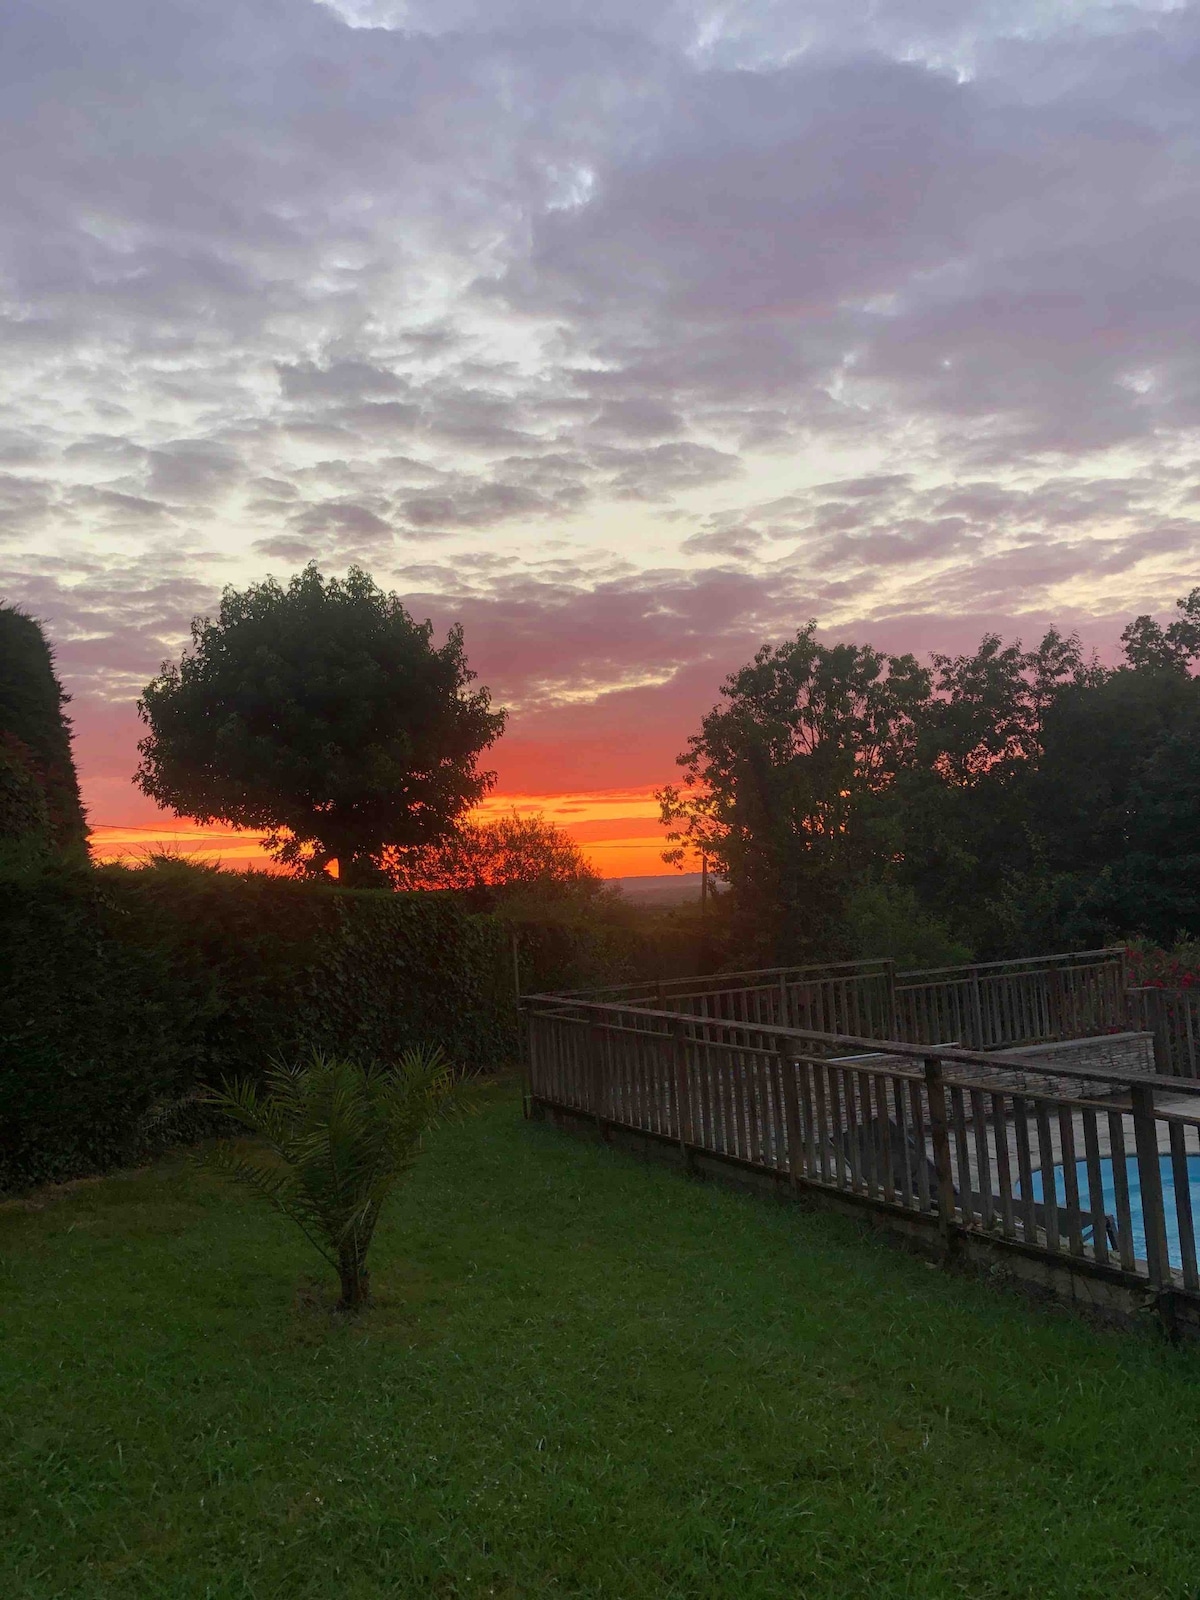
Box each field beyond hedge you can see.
[3,1083,1200,1599]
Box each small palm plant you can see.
[204,1044,457,1311]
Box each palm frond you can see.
[201,1042,461,1306]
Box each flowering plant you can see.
[1125,939,1200,990]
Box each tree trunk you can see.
[337,1247,371,1312]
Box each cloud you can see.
[277,361,409,401]
[2,0,1200,825]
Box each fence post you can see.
[1146,988,1172,1076]
[968,967,985,1049]
[1049,962,1066,1040]
[1131,1081,1171,1306]
[885,960,898,1040]
[778,1034,803,1192]
[924,1055,959,1260]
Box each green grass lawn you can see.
[3,1081,1200,1600]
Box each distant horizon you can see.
[86,786,694,880]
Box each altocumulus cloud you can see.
[2,0,1200,813]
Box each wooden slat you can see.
[828,1066,847,1191]
[729,1044,747,1159]
[844,1068,863,1194]
[1082,1108,1109,1268]
[813,1059,831,1183]
[1058,1106,1085,1257]
[925,1057,957,1251]
[701,1036,719,1149]
[1107,1109,1136,1272]
[892,1075,914,1207]
[746,1046,765,1167]
[1034,1103,1060,1253]
[909,1079,930,1213]
[876,1074,894,1203]
[720,1042,738,1157]
[1169,1120,1198,1293]
[800,1059,817,1180]
[1132,1084,1171,1290]
[991,1092,1015,1238]
[950,1085,973,1225]
[1012,1097,1038,1244]
[971,1088,994,1230]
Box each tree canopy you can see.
[385,811,601,907]
[136,566,505,884]
[662,596,1200,963]
[659,625,930,960]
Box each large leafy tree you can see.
[658,625,930,961]
[136,566,505,885]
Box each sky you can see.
[5,0,1200,876]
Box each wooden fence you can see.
[1128,987,1200,1078]
[570,949,1129,1053]
[896,952,1128,1049]
[524,994,1200,1324]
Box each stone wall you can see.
[975,1031,1154,1099]
[832,1032,1154,1100]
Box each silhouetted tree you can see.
[891,629,1104,953]
[136,566,505,885]
[1120,587,1200,673]
[385,810,600,906]
[658,625,930,961]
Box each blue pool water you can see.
[1029,1154,1200,1270]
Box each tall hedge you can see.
[0,861,515,1192]
[0,606,87,852]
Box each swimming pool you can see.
[1029,1154,1200,1270]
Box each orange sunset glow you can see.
[88,788,692,880]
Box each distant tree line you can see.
[660,589,1200,966]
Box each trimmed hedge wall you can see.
[0,862,516,1192]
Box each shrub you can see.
[0,859,515,1193]
[0,607,87,853]
[0,741,53,847]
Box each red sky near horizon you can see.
[88,786,686,879]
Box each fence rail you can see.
[524,993,1200,1321]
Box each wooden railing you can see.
[1127,988,1200,1078]
[567,949,1128,1053]
[896,951,1127,1049]
[524,995,1200,1317]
